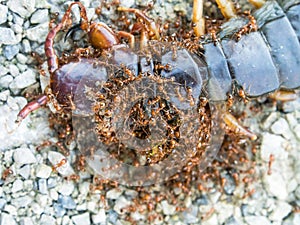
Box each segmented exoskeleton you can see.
[198,0,300,101]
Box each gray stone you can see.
[25,23,49,43]
[9,69,36,90]
[53,203,66,217]
[30,9,49,24]
[3,45,20,60]
[0,212,17,225]
[58,195,76,209]
[181,205,199,224]
[13,148,37,165]
[36,164,52,179]
[0,4,8,24]
[0,28,18,45]
[47,177,57,189]
[0,75,13,88]
[7,0,36,18]
[72,212,91,225]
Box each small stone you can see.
[11,179,23,193]
[10,196,32,208]
[92,208,106,224]
[16,53,28,64]
[58,195,76,210]
[0,212,17,225]
[0,75,13,88]
[18,165,30,179]
[20,217,34,225]
[78,182,90,196]
[72,212,91,225]
[0,198,7,209]
[264,172,288,200]
[0,28,18,45]
[223,216,241,225]
[3,204,17,216]
[260,133,288,161]
[36,164,52,179]
[47,177,57,189]
[23,180,33,191]
[48,151,74,176]
[244,216,271,225]
[9,64,19,77]
[38,179,48,194]
[0,4,8,24]
[269,201,292,221]
[107,210,118,224]
[0,65,9,76]
[30,9,49,24]
[87,201,97,213]
[53,203,66,217]
[13,148,37,165]
[294,124,300,140]
[22,39,31,53]
[0,90,10,102]
[201,213,218,225]
[49,189,58,201]
[3,45,19,60]
[106,188,123,199]
[57,181,74,196]
[181,205,199,224]
[7,0,36,18]
[283,213,300,225]
[9,69,36,90]
[40,214,56,225]
[114,196,131,215]
[25,23,49,43]
[161,200,176,216]
[271,118,294,140]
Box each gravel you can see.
[0,0,299,224]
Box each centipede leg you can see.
[248,0,266,8]
[222,112,257,141]
[192,0,205,37]
[215,0,237,19]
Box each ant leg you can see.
[16,95,48,124]
[215,0,237,19]
[248,0,266,8]
[117,31,135,49]
[192,0,205,37]
[117,6,160,40]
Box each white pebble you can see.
[264,172,288,200]
[0,212,17,225]
[0,4,8,24]
[11,179,23,193]
[260,133,288,161]
[30,9,49,24]
[72,212,91,225]
[269,201,292,221]
[9,69,36,90]
[0,28,18,45]
[114,196,131,215]
[36,164,52,179]
[106,188,123,200]
[244,216,271,225]
[48,151,74,176]
[40,214,56,225]
[20,217,34,225]
[7,0,36,18]
[57,181,75,196]
[271,118,294,140]
[161,200,176,216]
[13,148,37,165]
[92,208,106,224]
[25,23,49,43]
